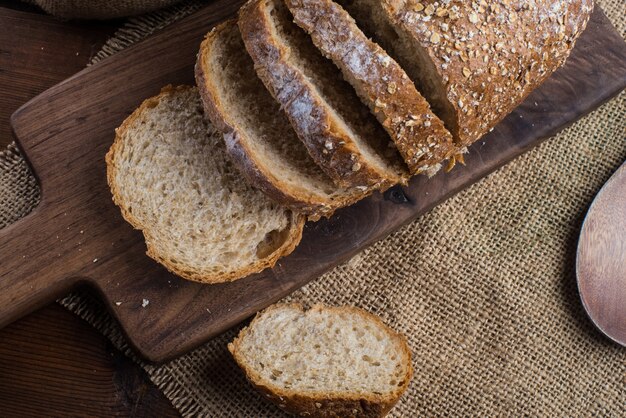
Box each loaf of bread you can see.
[338,0,594,146]
[106,86,304,283]
[238,0,409,189]
[108,0,593,286]
[229,304,413,417]
[196,21,369,219]
[287,0,456,176]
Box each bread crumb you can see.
[142,299,150,308]
[92,258,98,263]
[115,302,122,306]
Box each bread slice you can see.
[338,0,594,146]
[229,303,413,417]
[238,0,409,189]
[196,21,372,219]
[286,0,456,176]
[106,85,304,284]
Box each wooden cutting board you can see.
[0,5,177,416]
[2,2,625,363]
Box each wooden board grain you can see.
[1,2,625,362]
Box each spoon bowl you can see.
[577,161,626,346]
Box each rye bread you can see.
[196,21,370,219]
[286,0,456,176]
[238,0,409,189]
[338,0,594,146]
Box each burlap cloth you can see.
[1,1,625,416]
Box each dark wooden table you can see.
[0,2,179,416]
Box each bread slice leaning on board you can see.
[337,0,594,146]
[286,0,457,176]
[229,304,413,418]
[106,86,304,284]
[195,20,371,219]
[238,0,409,190]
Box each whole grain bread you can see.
[229,303,413,417]
[286,0,456,176]
[196,21,369,219]
[238,0,409,189]
[338,0,594,146]
[106,85,304,284]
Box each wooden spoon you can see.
[577,161,626,346]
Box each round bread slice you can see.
[106,85,305,284]
[229,303,413,417]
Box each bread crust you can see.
[105,85,305,284]
[229,303,413,417]
[286,0,456,176]
[196,21,372,220]
[380,0,594,146]
[238,0,405,189]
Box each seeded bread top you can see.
[381,0,594,145]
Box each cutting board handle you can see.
[0,208,79,328]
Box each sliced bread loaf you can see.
[229,303,413,417]
[238,0,408,189]
[106,86,304,284]
[196,21,368,219]
[286,0,456,176]
[338,0,594,146]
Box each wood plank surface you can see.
[1,1,625,363]
[0,5,116,148]
[0,3,178,415]
[0,303,179,417]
